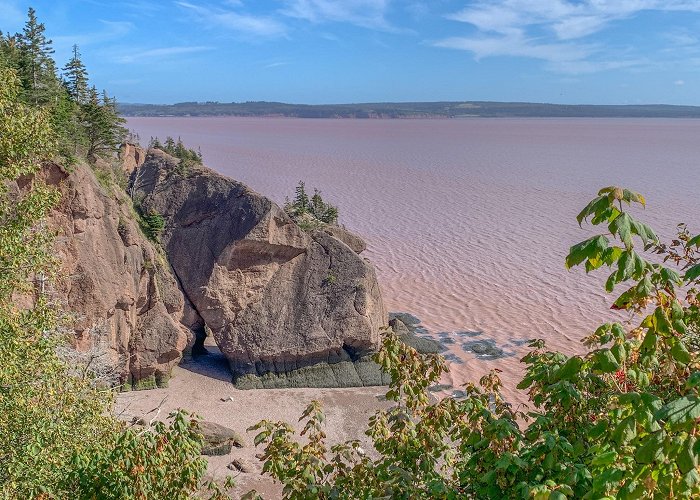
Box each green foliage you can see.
[61,411,208,499]
[251,186,700,499]
[149,135,203,173]
[82,87,127,161]
[0,64,114,498]
[139,209,166,242]
[62,44,89,105]
[1,60,232,500]
[284,181,339,228]
[0,9,126,163]
[16,6,59,106]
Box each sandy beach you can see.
[116,344,390,498]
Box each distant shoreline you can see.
[119,100,700,119]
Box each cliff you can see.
[42,145,391,389]
[44,156,192,390]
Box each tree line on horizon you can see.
[119,100,700,119]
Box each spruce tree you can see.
[81,87,126,161]
[0,33,23,71]
[17,7,59,105]
[62,44,89,105]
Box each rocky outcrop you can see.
[133,150,388,388]
[119,143,146,175]
[389,317,443,354]
[44,161,192,389]
[322,225,367,254]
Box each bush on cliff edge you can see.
[251,187,700,499]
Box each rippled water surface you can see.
[127,117,700,399]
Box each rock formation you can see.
[133,150,389,388]
[44,161,192,390]
[119,143,146,175]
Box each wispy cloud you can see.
[675,79,686,86]
[435,34,594,63]
[177,1,287,38]
[280,0,396,31]
[53,20,134,49]
[664,30,700,47]
[436,1,700,74]
[447,1,700,41]
[116,45,213,63]
[263,61,290,68]
[118,1,164,16]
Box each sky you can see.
[2,1,700,105]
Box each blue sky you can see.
[2,1,700,104]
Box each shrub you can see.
[61,411,208,500]
[284,181,339,227]
[139,210,165,241]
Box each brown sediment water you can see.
[126,116,700,403]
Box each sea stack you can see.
[132,149,389,388]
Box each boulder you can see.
[134,150,388,388]
[43,161,192,389]
[198,420,245,456]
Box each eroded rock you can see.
[119,143,146,175]
[44,161,192,389]
[228,458,256,473]
[322,225,367,254]
[134,150,388,388]
[389,317,443,354]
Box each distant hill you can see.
[118,100,700,118]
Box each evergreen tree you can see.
[175,136,187,158]
[62,44,89,105]
[81,87,126,161]
[17,7,59,105]
[295,181,309,213]
[284,181,339,227]
[50,87,82,155]
[0,32,23,71]
[149,136,163,149]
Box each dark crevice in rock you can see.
[166,252,207,354]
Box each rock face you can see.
[134,150,388,388]
[45,162,192,389]
[119,143,146,175]
[322,225,367,254]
